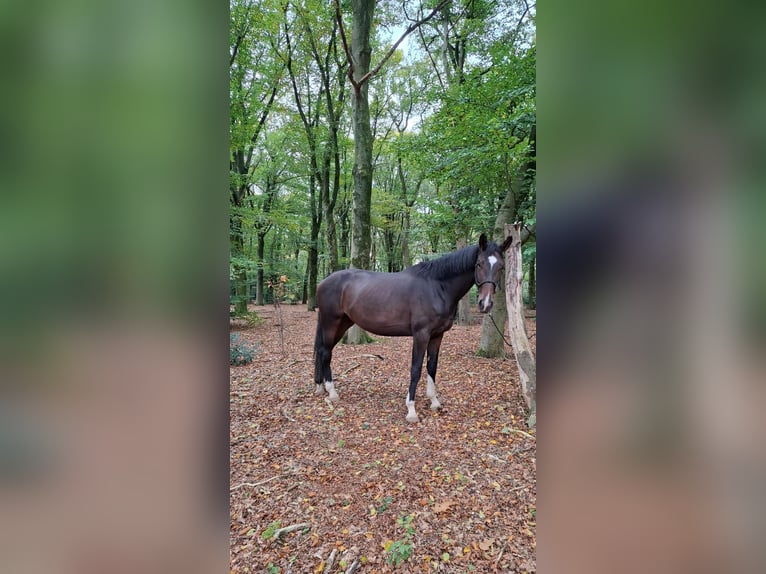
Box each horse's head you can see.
[475,233,513,314]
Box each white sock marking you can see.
[426,374,441,410]
[406,396,419,423]
[325,381,339,401]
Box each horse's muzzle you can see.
[478,299,493,314]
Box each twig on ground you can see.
[347,353,384,361]
[495,545,505,565]
[340,363,360,376]
[231,473,290,491]
[325,548,337,572]
[508,428,536,440]
[346,559,361,574]
[272,522,311,541]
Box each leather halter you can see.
[475,268,497,292]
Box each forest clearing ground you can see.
[230,304,536,573]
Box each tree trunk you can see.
[307,174,321,311]
[230,213,249,315]
[401,207,411,268]
[505,223,536,427]
[479,186,516,356]
[345,0,376,345]
[528,252,536,309]
[455,236,471,326]
[339,198,350,262]
[255,232,266,305]
[398,159,416,269]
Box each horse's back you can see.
[317,269,425,335]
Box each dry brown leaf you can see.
[434,499,456,513]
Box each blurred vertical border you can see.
[0,0,229,572]
[539,1,766,572]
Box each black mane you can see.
[405,244,480,280]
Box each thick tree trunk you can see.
[349,0,374,274]
[505,223,536,427]
[479,187,516,356]
[346,0,376,345]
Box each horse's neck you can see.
[443,269,476,305]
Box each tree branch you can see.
[520,223,536,244]
[333,0,357,90]
[360,0,450,85]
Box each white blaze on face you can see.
[480,255,499,310]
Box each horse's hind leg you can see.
[314,312,352,401]
[426,334,443,411]
[406,333,430,423]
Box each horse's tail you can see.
[313,310,324,384]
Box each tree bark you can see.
[307,174,321,311]
[478,186,516,356]
[255,232,266,305]
[335,0,446,342]
[349,0,374,274]
[505,223,536,427]
[528,252,536,309]
[345,0,376,344]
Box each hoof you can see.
[430,399,442,411]
[328,391,340,402]
[315,385,325,395]
[406,413,420,423]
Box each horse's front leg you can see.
[406,335,429,423]
[426,334,443,411]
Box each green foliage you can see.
[376,495,393,514]
[260,520,281,541]
[230,333,260,366]
[229,0,535,300]
[386,513,416,567]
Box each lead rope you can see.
[487,310,514,348]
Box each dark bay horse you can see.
[313,233,512,423]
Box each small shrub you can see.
[230,333,260,366]
[386,539,414,566]
[386,513,415,567]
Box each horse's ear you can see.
[479,233,488,251]
[501,235,513,252]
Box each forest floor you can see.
[230,304,536,574]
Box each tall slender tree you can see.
[335,0,448,342]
